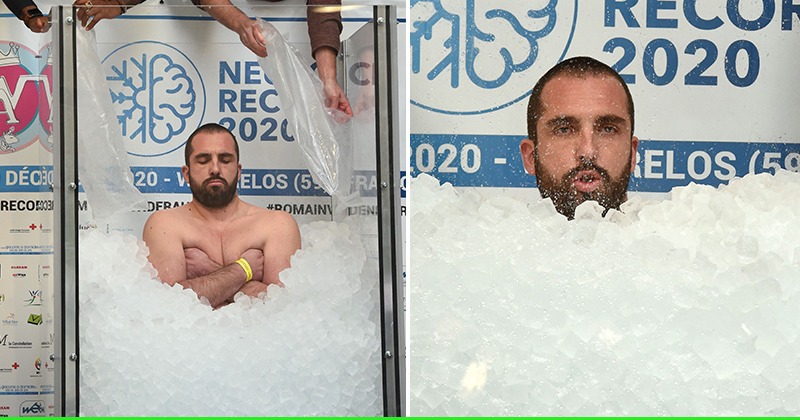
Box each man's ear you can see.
[630,135,639,174]
[520,138,537,176]
[181,165,189,183]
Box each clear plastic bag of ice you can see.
[75,29,145,221]
[258,21,350,196]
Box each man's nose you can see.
[209,158,221,174]
[576,127,598,162]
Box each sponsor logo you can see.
[410,0,578,115]
[0,312,19,327]
[0,41,53,154]
[33,358,41,372]
[12,273,25,278]
[102,41,206,157]
[10,265,27,270]
[40,333,54,348]
[24,290,43,306]
[3,338,32,349]
[1,313,19,326]
[19,400,45,416]
[26,313,42,325]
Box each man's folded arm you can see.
[143,212,249,308]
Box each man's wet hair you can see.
[184,123,240,166]
[526,56,635,145]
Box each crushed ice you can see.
[411,170,800,416]
[79,221,381,416]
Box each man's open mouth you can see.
[574,170,601,193]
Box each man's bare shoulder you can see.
[143,205,194,232]
[243,203,298,229]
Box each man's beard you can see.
[534,155,631,220]
[189,173,238,209]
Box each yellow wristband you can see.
[235,258,253,283]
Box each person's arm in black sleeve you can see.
[4,0,50,33]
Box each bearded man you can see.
[143,123,301,307]
[519,56,639,219]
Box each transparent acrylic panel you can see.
[65,3,388,415]
[0,8,56,416]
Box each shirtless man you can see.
[142,123,301,308]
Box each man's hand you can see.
[235,17,267,57]
[193,0,267,57]
[20,6,50,33]
[322,80,353,121]
[26,16,49,32]
[239,248,264,283]
[73,0,124,31]
[314,47,353,120]
[237,280,268,299]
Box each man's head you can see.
[182,123,241,209]
[519,56,638,219]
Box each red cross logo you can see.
[29,223,36,230]
[11,362,19,369]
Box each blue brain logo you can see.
[103,41,206,157]
[410,0,578,115]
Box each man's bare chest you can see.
[182,217,265,265]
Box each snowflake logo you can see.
[410,0,578,115]
[102,41,206,157]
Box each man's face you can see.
[520,75,638,219]
[182,132,241,209]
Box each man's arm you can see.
[315,46,352,117]
[262,211,302,286]
[142,212,260,308]
[4,0,35,19]
[190,0,352,116]
[192,0,267,57]
[307,0,351,116]
[72,0,146,31]
[185,247,268,302]
[4,0,50,33]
